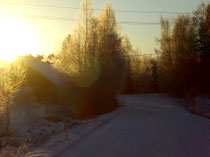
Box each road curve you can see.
[59,94,210,157]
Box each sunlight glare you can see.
[0,16,40,63]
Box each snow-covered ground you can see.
[193,96,210,118]
[0,99,78,155]
[26,109,121,157]
[58,94,210,157]
[1,94,210,157]
[0,100,121,156]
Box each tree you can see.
[121,36,134,93]
[156,17,174,93]
[46,53,55,63]
[80,0,94,54]
[193,3,210,58]
[157,15,198,96]
[0,59,27,145]
[193,3,210,93]
[53,0,128,118]
[97,2,121,55]
[20,54,44,61]
[150,58,158,92]
[96,2,126,92]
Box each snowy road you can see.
[58,94,210,157]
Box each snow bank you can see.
[26,108,122,157]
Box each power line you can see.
[1,2,192,15]
[14,14,77,22]
[6,14,162,25]
[1,2,82,10]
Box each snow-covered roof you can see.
[24,59,70,88]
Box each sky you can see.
[0,0,207,57]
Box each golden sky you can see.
[0,0,206,61]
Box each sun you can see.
[0,16,40,63]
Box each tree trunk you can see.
[6,98,10,145]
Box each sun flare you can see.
[0,16,40,63]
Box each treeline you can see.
[156,2,209,96]
[123,2,210,97]
[46,1,209,117]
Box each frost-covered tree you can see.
[157,14,199,95]
[53,0,128,118]
[0,59,27,145]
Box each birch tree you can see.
[0,59,27,145]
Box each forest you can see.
[0,0,209,155]
[47,1,209,116]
